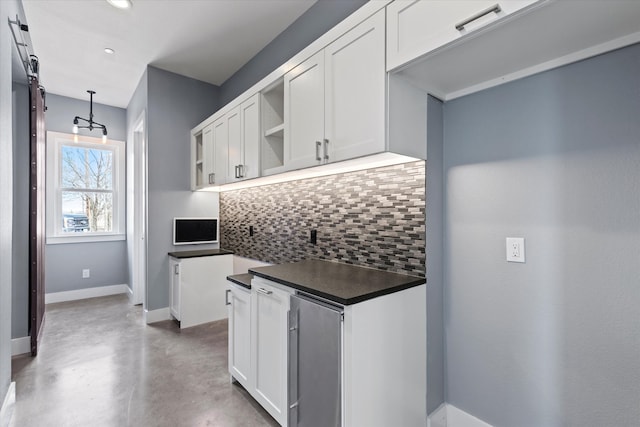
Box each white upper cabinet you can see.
[210,116,228,186]
[240,94,261,180]
[324,8,386,163]
[282,9,386,172]
[191,122,223,190]
[226,106,241,183]
[227,94,261,182]
[283,51,325,171]
[387,0,540,71]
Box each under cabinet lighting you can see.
[198,153,421,193]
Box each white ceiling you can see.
[22,0,316,108]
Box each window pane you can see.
[61,191,113,233]
[61,145,113,190]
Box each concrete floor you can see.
[11,294,279,427]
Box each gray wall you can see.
[12,83,29,338]
[425,95,445,414]
[443,44,640,426]
[1,0,25,408]
[43,93,129,295]
[126,69,147,296]
[219,0,367,106]
[145,66,220,311]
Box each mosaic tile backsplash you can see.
[220,161,426,277]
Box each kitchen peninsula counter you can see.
[248,259,425,305]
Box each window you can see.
[46,131,125,243]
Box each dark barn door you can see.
[29,77,46,356]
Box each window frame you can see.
[46,131,126,244]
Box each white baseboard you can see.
[0,382,15,427]
[45,284,130,304]
[11,336,30,356]
[144,307,170,324]
[428,403,493,427]
[428,403,447,427]
[125,285,134,303]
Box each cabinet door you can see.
[284,51,325,171]
[387,0,539,71]
[251,280,291,426]
[228,283,251,389]
[169,259,180,320]
[240,94,260,180]
[226,106,242,183]
[192,130,205,190]
[201,124,215,186]
[211,116,228,185]
[324,9,385,163]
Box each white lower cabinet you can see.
[251,278,292,426]
[228,277,292,427]
[228,276,427,427]
[168,254,233,328]
[227,282,252,390]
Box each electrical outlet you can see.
[82,269,90,279]
[506,238,525,263]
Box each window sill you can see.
[46,234,126,245]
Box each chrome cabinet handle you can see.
[234,165,239,179]
[238,164,245,178]
[208,173,215,184]
[257,287,273,295]
[225,289,231,306]
[315,141,322,161]
[455,4,501,31]
[323,138,329,161]
[174,264,180,275]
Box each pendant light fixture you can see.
[73,90,108,143]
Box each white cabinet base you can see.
[170,254,233,329]
[343,284,427,427]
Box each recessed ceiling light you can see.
[106,0,132,9]
[104,48,115,54]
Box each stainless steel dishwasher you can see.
[288,292,343,427]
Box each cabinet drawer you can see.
[387,0,540,71]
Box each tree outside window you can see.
[60,145,114,233]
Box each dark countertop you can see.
[168,249,234,259]
[226,273,252,290]
[249,259,425,305]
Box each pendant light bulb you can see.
[73,124,78,134]
[102,134,107,143]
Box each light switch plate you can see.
[82,269,90,278]
[506,237,525,263]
